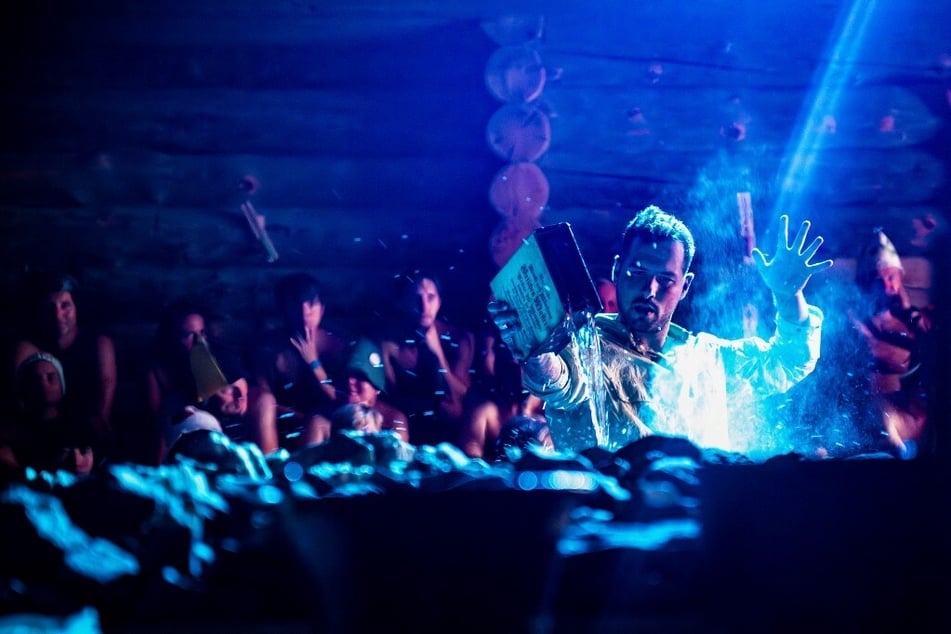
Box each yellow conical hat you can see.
[857,228,903,288]
[871,229,903,272]
[190,337,230,402]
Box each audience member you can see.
[250,273,345,454]
[596,278,618,313]
[145,300,208,425]
[2,351,99,476]
[340,338,409,442]
[460,311,544,458]
[144,299,252,462]
[381,271,474,446]
[14,352,66,423]
[12,273,117,446]
[851,228,934,458]
[493,416,555,462]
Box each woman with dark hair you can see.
[146,299,209,417]
[249,272,346,455]
[144,298,252,463]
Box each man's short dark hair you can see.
[620,205,696,273]
[22,271,79,306]
[393,268,442,298]
[19,271,81,339]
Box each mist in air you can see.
[657,153,884,461]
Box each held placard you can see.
[490,223,601,359]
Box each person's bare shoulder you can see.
[437,319,474,343]
[317,327,348,357]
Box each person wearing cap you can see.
[2,352,67,472]
[851,228,934,458]
[12,272,116,446]
[145,299,254,463]
[340,338,409,442]
[2,351,98,476]
[14,352,67,422]
[854,228,932,334]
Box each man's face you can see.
[616,237,693,335]
[46,291,77,339]
[408,278,441,329]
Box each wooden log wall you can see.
[0,0,949,400]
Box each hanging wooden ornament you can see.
[488,162,549,225]
[486,103,551,162]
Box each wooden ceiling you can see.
[1,0,949,343]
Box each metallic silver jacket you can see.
[524,308,823,453]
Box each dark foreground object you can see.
[1,436,948,633]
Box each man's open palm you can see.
[752,214,833,296]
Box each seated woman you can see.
[249,273,346,455]
[851,229,934,458]
[145,299,252,463]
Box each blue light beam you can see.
[772,0,879,221]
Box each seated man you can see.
[491,206,831,454]
[12,273,117,446]
[381,271,474,447]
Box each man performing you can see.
[490,205,833,454]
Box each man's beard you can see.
[622,302,666,333]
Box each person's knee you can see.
[306,414,332,445]
[249,388,276,414]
